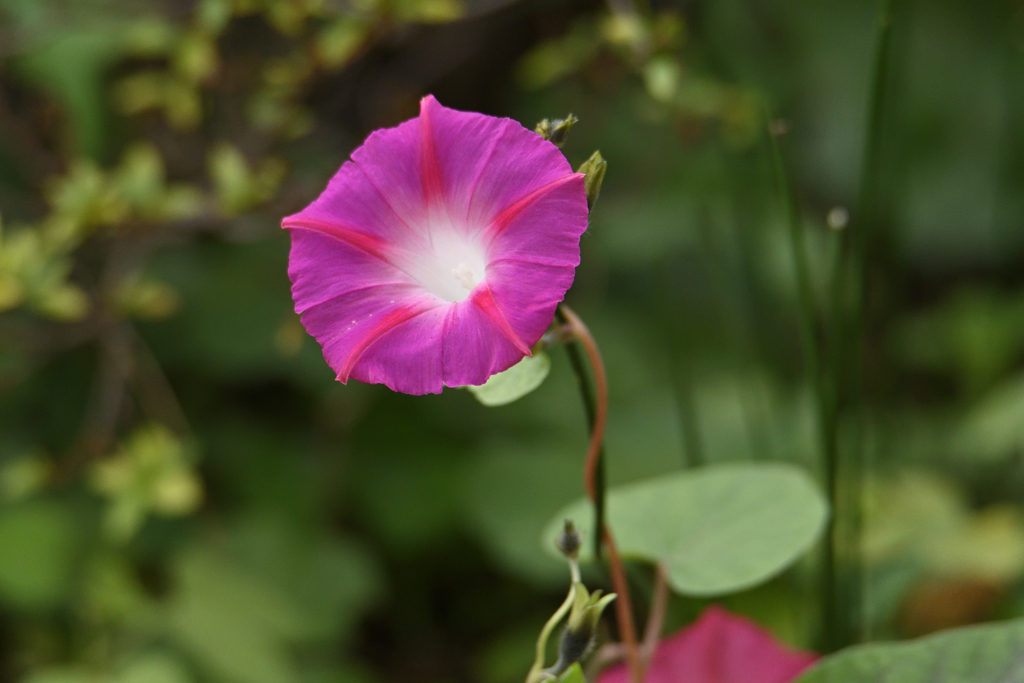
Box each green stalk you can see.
[768,120,838,649]
[822,0,897,651]
[657,257,704,467]
[768,127,821,424]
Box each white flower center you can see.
[403,224,487,303]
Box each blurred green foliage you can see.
[1,0,1024,681]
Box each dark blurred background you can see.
[1,0,1023,681]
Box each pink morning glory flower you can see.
[282,95,589,395]
[600,606,818,683]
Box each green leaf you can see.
[89,424,202,542]
[117,653,193,683]
[11,13,178,158]
[954,371,1024,463]
[558,664,585,683]
[0,500,79,609]
[21,653,192,683]
[226,517,383,643]
[207,143,254,216]
[794,618,1024,682]
[864,470,1024,582]
[316,17,369,68]
[516,18,601,89]
[469,353,551,407]
[465,444,584,586]
[542,463,828,596]
[643,56,682,103]
[392,0,464,23]
[22,668,106,683]
[167,548,307,683]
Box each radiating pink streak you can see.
[283,217,397,264]
[420,98,444,206]
[484,173,584,239]
[335,302,439,383]
[470,285,531,356]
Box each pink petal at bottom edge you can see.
[439,291,530,388]
[346,285,537,393]
[598,606,818,683]
[346,304,448,395]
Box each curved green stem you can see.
[527,585,577,683]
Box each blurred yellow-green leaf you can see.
[168,548,307,683]
[517,19,602,90]
[864,471,1024,583]
[0,454,50,503]
[316,17,369,68]
[90,424,202,542]
[173,30,218,83]
[0,500,79,609]
[391,0,464,23]
[114,276,181,320]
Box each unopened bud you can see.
[544,582,616,677]
[556,519,581,559]
[553,627,592,676]
[576,151,606,210]
[535,114,578,147]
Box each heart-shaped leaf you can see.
[543,463,828,596]
[794,617,1024,682]
[469,352,551,407]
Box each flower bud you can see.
[535,114,578,147]
[576,151,606,210]
[556,519,581,559]
[544,582,616,677]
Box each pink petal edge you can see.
[598,606,818,683]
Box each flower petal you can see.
[283,159,425,251]
[485,259,575,350]
[350,116,429,235]
[598,606,817,683]
[485,173,588,266]
[348,304,448,395]
[418,94,508,222]
[465,119,577,231]
[482,173,588,345]
[286,228,414,313]
[418,95,576,230]
[288,229,444,390]
[441,290,530,387]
